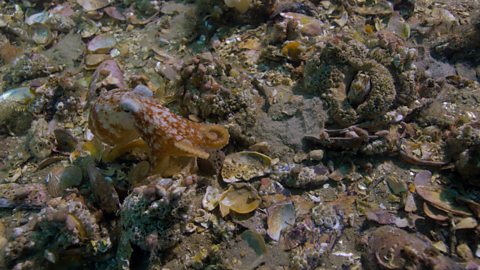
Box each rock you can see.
[87,34,116,54]
[308,150,324,161]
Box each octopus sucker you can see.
[200,125,230,150]
[89,88,230,176]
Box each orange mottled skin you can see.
[89,89,229,175]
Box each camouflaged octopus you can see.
[303,37,396,127]
[88,86,230,176]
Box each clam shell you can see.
[219,184,261,217]
[221,151,272,183]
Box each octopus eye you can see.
[132,84,153,97]
[120,97,141,114]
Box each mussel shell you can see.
[347,71,371,106]
[46,165,83,197]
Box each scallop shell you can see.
[221,151,272,183]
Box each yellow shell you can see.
[219,184,261,217]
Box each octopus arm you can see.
[174,140,210,159]
[199,124,230,150]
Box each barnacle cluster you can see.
[179,54,254,121]
[3,53,62,86]
[4,194,108,269]
[117,178,194,269]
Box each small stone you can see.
[308,149,324,161]
[293,152,308,163]
[433,241,448,254]
[44,250,56,263]
[249,141,270,154]
[77,0,111,12]
[457,243,474,261]
[87,34,116,54]
[85,54,111,69]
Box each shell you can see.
[221,151,272,183]
[218,184,261,217]
[79,19,99,38]
[267,201,296,241]
[280,12,323,36]
[416,186,471,217]
[202,186,221,211]
[347,71,371,106]
[241,230,267,256]
[46,165,83,197]
[0,87,35,125]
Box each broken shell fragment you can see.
[423,202,449,222]
[77,0,112,12]
[219,184,261,217]
[416,186,471,217]
[202,186,221,211]
[267,201,295,241]
[221,151,272,183]
[241,229,267,256]
[454,217,477,230]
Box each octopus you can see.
[88,86,230,176]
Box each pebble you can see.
[308,149,324,161]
